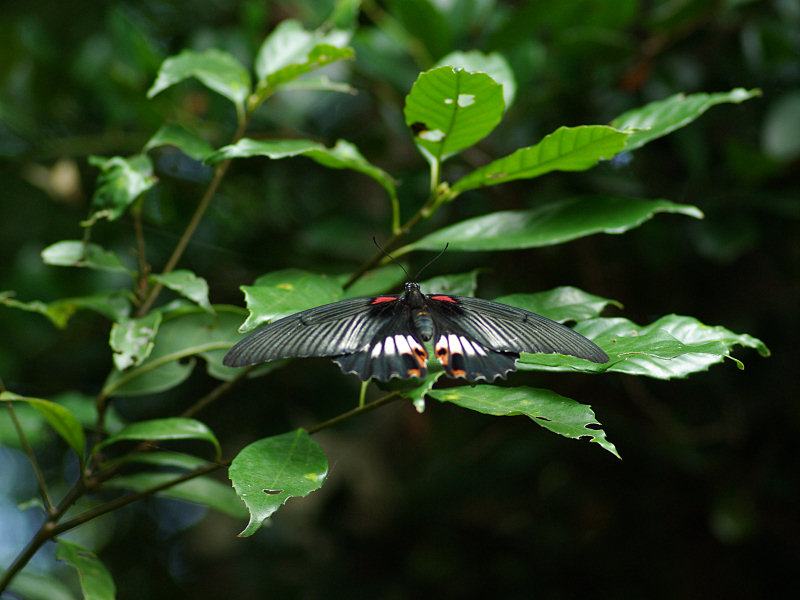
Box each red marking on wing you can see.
[370,296,398,304]
[430,295,457,303]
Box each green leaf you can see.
[151,269,214,313]
[2,391,86,461]
[404,66,504,164]
[518,314,770,379]
[56,539,115,600]
[419,270,480,297]
[0,291,130,329]
[97,417,221,460]
[104,472,247,518]
[111,450,209,471]
[404,196,704,252]
[255,20,352,89]
[41,241,133,274]
[452,125,629,192]
[229,429,328,536]
[102,306,247,397]
[338,265,407,299]
[436,50,516,109]
[85,155,156,225]
[147,48,251,118]
[428,386,619,458]
[109,311,163,371]
[205,138,396,200]
[494,286,622,323]
[611,88,761,152]
[143,123,214,161]
[238,269,343,332]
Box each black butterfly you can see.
[223,282,608,382]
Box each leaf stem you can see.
[306,392,403,435]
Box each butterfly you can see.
[223,282,608,382]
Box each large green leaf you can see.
[436,50,516,109]
[237,269,344,332]
[493,286,621,323]
[150,270,214,314]
[102,306,247,397]
[518,314,770,379]
[403,196,703,252]
[97,417,221,460]
[109,311,163,371]
[229,429,328,536]
[1,391,86,461]
[428,385,619,458]
[104,472,247,518]
[143,124,215,161]
[147,48,251,118]
[0,291,130,329]
[611,88,761,152]
[404,66,504,163]
[85,155,156,224]
[41,241,133,275]
[254,20,352,89]
[451,126,629,192]
[56,539,115,600]
[205,138,396,200]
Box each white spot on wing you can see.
[371,342,382,358]
[447,334,463,354]
[394,335,410,355]
[459,336,476,356]
[384,336,396,355]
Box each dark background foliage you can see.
[1,0,798,598]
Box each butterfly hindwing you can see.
[432,330,518,381]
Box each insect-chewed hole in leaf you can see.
[578,435,593,441]
[584,423,603,430]
[410,122,428,135]
[535,416,552,422]
[263,489,283,495]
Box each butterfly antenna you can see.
[372,236,409,279]
[414,243,449,280]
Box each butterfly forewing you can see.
[223,296,399,366]
[435,295,609,363]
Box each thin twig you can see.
[4,401,54,514]
[306,392,403,435]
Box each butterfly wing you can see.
[429,295,609,365]
[223,295,429,382]
[223,296,397,367]
[332,312,429,381]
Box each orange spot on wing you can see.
[430,295,456,303]
[371,296,398,304]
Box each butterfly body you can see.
[223,282,608,382]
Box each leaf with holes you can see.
[518,314,770,379]
[428,385,619,458]
[109,311,163,370]
[404,66,504,164]
[229,429,328,536]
